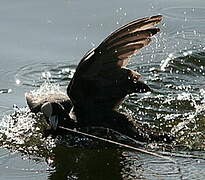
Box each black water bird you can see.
[26,15,173,142]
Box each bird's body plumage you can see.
[67,15,162,129]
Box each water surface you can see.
[0,0,205,179]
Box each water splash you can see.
[0,105,56,156]
[129,50,205,150]
[160,50,195,72]
[27,82,67,99]
[0,84,65,157]
[0,106,39,144]
[160,53,176,71]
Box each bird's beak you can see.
[49,115,59,130]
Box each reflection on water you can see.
[48,147,124,180]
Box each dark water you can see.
[0,0,205,179]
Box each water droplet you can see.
[183,52,189,56]
[42,71,51,79]
[187,50,192,55]
[16,79,21,85]
[47,19,53,24]
[168,53,174,58]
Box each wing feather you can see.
[68,15,163,102]
[94,15,162,68]
[99,15,162,49]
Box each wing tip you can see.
[151,14,163,21]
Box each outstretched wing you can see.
[68,15,162,106]
[72,15,162,76]
[98,15,162,65]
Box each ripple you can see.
[160,51,205,73]
[124,50,205,150]
[15,62,76,87]
[122,151,205,180]
[0,149,11,166]
[161,7,205,21]
[0,88,12,94]
[0,150,48,179]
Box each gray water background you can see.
[0,0,205,179]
